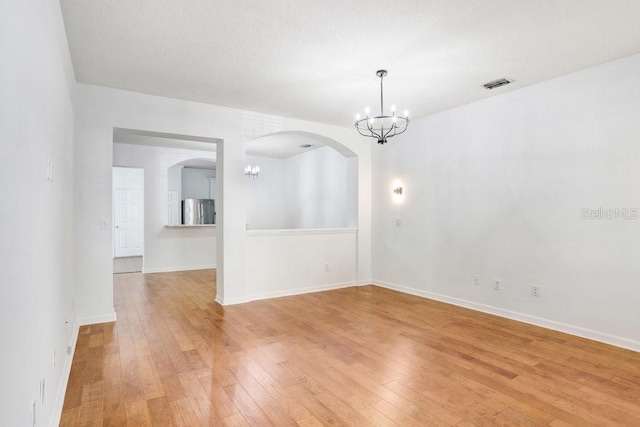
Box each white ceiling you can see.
[246,133,323,159]
[113,126,324,158]
[60,1,640,128]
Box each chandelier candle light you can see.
[355,70,410,144]
[245,164,259,178]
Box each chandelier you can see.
[355,70,410,144]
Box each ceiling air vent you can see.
[483,78,512,90]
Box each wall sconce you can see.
[245,164,260,179]
[393,187,403,195]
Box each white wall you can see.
[167,163,182,224]
[0,1,77,425]
[246,155,286,229]
[73,84,372,310]
[113,142,217,273]
[372,53,640,351]
[246,147,358,230]
[246,229,357,301]
[284,146,356,229]
[113,166,144,190]
[182,167,215,200]
[167,163,182,196]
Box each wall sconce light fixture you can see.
[245,164,260,179]
[393,187,403,195]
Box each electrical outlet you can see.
[532,286,539,297]
[474,276,480,286]
[395,217,401,227]
[494,280,500,290]
[324,263,329,272]
[67,345,72,355]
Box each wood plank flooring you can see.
[60,270,640,426]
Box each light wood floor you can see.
[60,270,640,426]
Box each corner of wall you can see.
[49,319,80,427]
[77,312,118,327]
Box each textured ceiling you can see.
[60,0,640,128]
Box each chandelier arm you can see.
[355,121,381,140]
[355,126,378,139]
[394,118,410,135]
[382,123,397,140]
[366,118,382,140]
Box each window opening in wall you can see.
[245,132,357,231]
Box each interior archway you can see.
[245,131,358,230]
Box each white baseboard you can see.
[215,295,250,306]
[142,264,216,274]
[49,320,80,427]
[216,281,356,306]
[77,312,117,326]
[251,281,356,302]
[374,280,640,353]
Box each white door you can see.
[114,189,144,257]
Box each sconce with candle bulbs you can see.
[245,164,260,179]
[392,182,404,204]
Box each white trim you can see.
[77,312,117,326]
[215,295,251,306]
[374,280,640,353]
[49,320,79,427]
[216,281,356,306]
[164,224,216,228]
[250,281,355,301]
[246,228,357,237]
[142,264,216,274]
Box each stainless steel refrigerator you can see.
[182,199,215,225]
